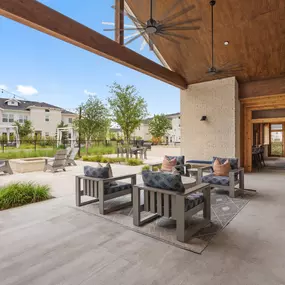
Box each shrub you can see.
[82,155,143,166]
[152,166,159,171]
[142,165,150,171]
[0,182,51,210]
[126,158,143,166]
[0,149,57,160]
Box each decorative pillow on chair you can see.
[142,170,185,192]
[161,156,177,172]
[213,159,231,176]
[84,165,109,178]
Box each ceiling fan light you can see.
[224,41,229,46]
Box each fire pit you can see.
[10,157,48,173]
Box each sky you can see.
[0,0,180,115]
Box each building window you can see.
[45,115,49,122]
[45,132,49,137]
[68,118,73,124]
[45,109,50,112]
[9,114,14,123]
[2,114,8,123]
[18,115,28,123]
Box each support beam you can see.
[0,0,187,89]
[115,0,124,45]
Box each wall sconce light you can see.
[200,116,207,121]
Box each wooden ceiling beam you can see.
[0,0,187,89]
[115,0,124,45]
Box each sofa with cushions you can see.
[75,163,136,215]
[133,170,211,242]
[197,157,244,198]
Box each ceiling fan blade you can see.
[162,18,202,29]
[104,28,145,31]
[111,5,146,27]
[156,33,180,44]
[162,26,200,31]
[159,31,192,40]
[160,5,196,25]
[125,31,146,45]
[159,0,182,22]
[125,32,140,40]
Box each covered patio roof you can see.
[1,1,284,88]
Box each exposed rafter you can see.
[0,0,187,89]
[115,0,124,45]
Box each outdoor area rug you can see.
[75,190,255,254]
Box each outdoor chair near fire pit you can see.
[66,147,79,166]
[0,159,13,175]
[197,157,244,198]
[43,149,67,173]
[133,171,211,242]
[75,165,136,215]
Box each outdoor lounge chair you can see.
[0,160,13,175]
[133,172,211,242]
[75,173,137,215]
[43,149,67,173]
[66,147,79,166]
[197,157,244,198]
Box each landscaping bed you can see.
[0,182,52,210]
[82,155,143,166]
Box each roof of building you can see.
[0,98,75,115]
[143,112,180,123]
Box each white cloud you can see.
[115,73,122,77]
[17,85,38,96]
[0,84,8,90]
[84,89,97,96]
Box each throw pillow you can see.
[96,162,117,186]
[84,165,109,179]
[142,170,185,192]
[213,159,231,176]
[161,156,177,172]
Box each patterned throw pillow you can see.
[161,156,177,172]
[213,159,231,176]
[142,170,185,192]
[84,165,109,179]
[86,163,117,186]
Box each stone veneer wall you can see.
[180,77,240,161]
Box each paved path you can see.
[1,162,285,284]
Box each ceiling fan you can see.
[207,0,242,75]
[103,0,201,51]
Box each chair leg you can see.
[133,186,141,226]
[229,172,235,198]
[176,195,186,242]
[75,177,81,206]
[203,186,211,221]
[98,180,105,215]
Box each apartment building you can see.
[133,112,181,143]
[0,97,77,138]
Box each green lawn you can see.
[271,141,283,156]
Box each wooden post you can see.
[115,0,124,45]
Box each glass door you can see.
[270,124,283,156]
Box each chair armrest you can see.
[229,167,244,174]
[76,174,137,183]
[178,183,210,197]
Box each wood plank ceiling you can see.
[126,0,285,85]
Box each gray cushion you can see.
[142,170,185,192]
[84,165,109,179]
[104,182,132,195]
[202,174,230,186]
[185,193,205,212]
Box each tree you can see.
[149,114,172,144]
[108,82,148,147]
[73,95,110,153]
[13,120,34,138]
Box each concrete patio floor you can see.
[1,160,285,284]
